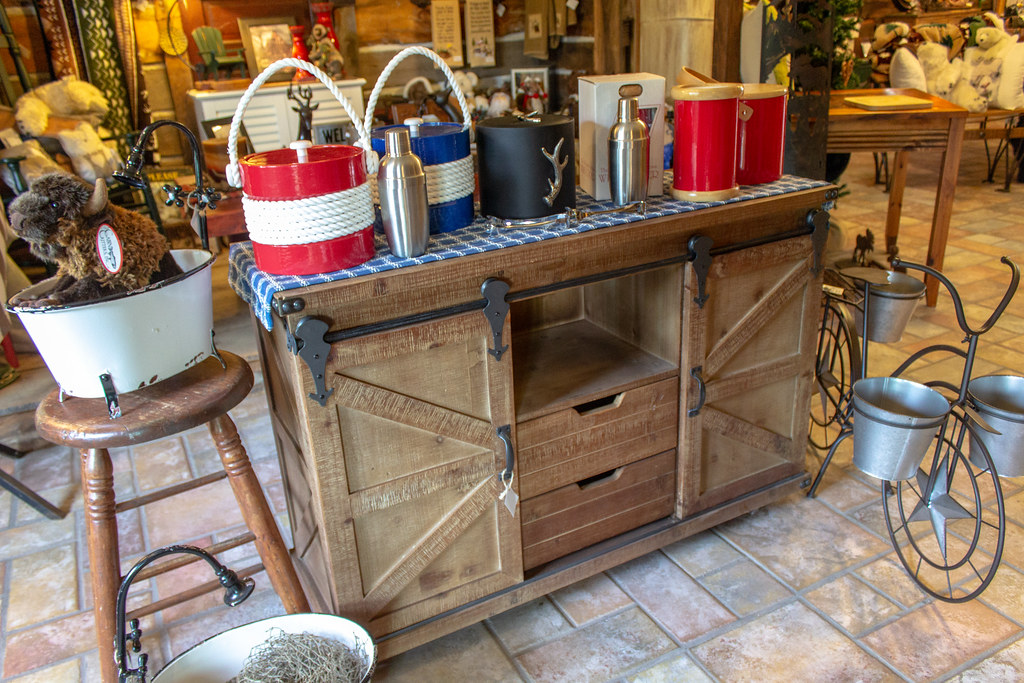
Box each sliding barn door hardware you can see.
[687,234,713,308]
[482,278,510,361]
[293,316,334,407]
[807,209,831,276]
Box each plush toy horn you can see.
[84,178,108,217]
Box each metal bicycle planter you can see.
[807,257,1021,602]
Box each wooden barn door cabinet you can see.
[254,186,833,658]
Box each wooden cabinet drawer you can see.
[516,377,679,499]
[521,450,676,570]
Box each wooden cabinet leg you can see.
[208,414,310,614]
[80,447,120,683]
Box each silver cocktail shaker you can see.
[379,127,429,258]
[608,96,650,206]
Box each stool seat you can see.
[36,351,252,448]
[35,349,308,683]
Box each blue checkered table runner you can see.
[230,176,830,330]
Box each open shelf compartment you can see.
[511,264,682,422]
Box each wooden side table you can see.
[828,88,967,306]
[35,351,309,683]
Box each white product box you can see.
[578,73,666,200]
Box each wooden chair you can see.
[35,351,308,683]
[191,26,248,80]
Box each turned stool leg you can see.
[208,414,309,613]
[80,447,120,683]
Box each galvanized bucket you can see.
[967,374,1024,477]
[852,376,949,480]
[851,271,926,343]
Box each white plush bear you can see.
[975,27,1015,61]
[917,42,961,97]
[32,76,108,118]
[13,76,109,138]
[970,27,1019,106]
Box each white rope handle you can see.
[362,46,473,142]
[226,58,373,187]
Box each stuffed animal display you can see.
[13,76,109,138]
[915,41,987,111]
[918,42,961,97]
[874,16,1022,113]
[8,173,181,307]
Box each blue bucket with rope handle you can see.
[365,47,476,234]
[370,121,473,233]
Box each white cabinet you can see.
[189,78,366,153]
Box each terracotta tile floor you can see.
[1,141,1023,682]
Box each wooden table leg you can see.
[885,150,909,259]
[925,116,966,306]
[81,447,120,683]
[208,414,310,614]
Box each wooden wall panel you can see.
[637,0,715,93]
[353,0,431,45]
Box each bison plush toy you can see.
[8,172,181,307]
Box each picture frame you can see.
[200,115,253,153]
[238,17,296,81]
[511,67,550,114]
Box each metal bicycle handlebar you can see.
[893,256,1019,338]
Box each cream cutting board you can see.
[844,95,933,111]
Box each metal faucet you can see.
[115,544,255,682]
[112,120,220,251]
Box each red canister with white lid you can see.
[670,83,746,202]
[736,83,787,186]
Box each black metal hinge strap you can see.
[482,278,511,361]
[807,209,831,276]
[293,316,334,407]
[688,235,713,308]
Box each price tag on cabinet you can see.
[499,472,518,518]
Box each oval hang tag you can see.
[95,223,123,274]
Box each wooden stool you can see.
[35,351,309,683]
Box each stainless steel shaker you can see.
[379,127,430,258]
[608,96,650,206]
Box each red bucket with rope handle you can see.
[226,59,376,276]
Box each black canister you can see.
[477,113,576,219]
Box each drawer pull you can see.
[496,424,514,483]
[573,393,624,416]
[688,366,706,418]
[577,467,624,490]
